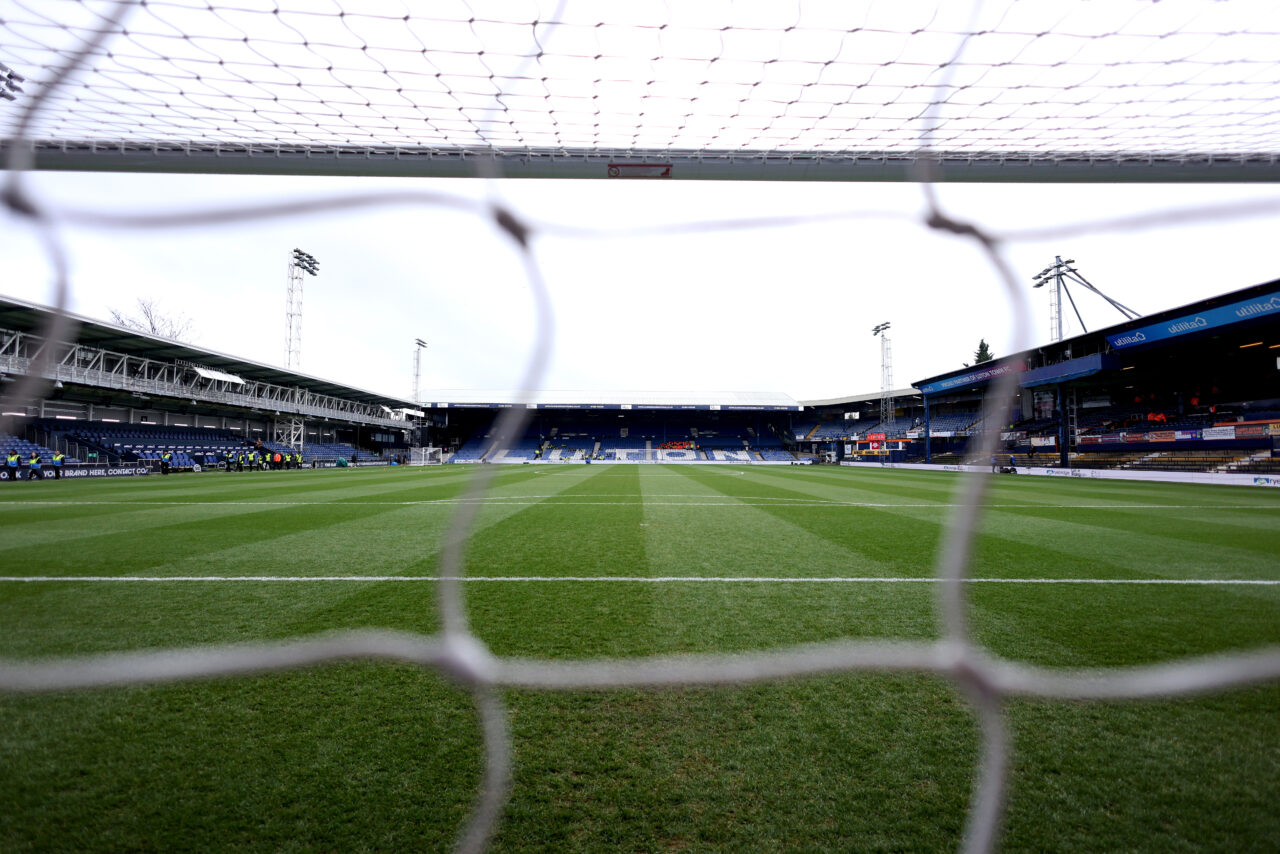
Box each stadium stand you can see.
[32,420,373,471]
[497,438,543,461]
[1,433,69,467]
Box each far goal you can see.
[409,447,443,466]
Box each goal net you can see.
[410,446,443,466]
[2,3,1279,854]
[2,1,1278,180]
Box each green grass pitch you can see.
[1,464,1277,852]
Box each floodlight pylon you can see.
[1033,257,1138,342]
[873,322,896,440]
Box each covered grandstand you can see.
[0,295,417,476]
[900,277,1280,475]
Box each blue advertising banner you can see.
[1019,353,1118,388]
[917,361,1026,396]
[1107,293,1280,350]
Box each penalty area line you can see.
[1,576,1276,585]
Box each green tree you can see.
[973,339,994,364]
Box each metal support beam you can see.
[0,326,401,428]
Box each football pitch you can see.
[1,464,1278,852]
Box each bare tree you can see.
[108,298,195,341]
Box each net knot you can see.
[440,632,499,687]
[491,204,531,248]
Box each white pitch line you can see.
[2,500,1278,509]
[2,576,1276,585]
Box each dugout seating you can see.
[61,422,243,469]
[302,442,367,462]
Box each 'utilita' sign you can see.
[1106,294,1280,350]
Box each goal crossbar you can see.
[15,144,1280,182]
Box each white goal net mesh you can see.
[2,3,1280,854]
[411,446,444,466]
[2,0,1280,178]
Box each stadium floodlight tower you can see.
[286,248,318,369]
[412,338,427,404]
[276,248,317,454]
[1033,256,1140,343]
[872,322,896,440]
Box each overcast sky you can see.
[3,1,1278,403]
[3,172,1278,403]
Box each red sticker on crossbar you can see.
[607,163,672,178]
